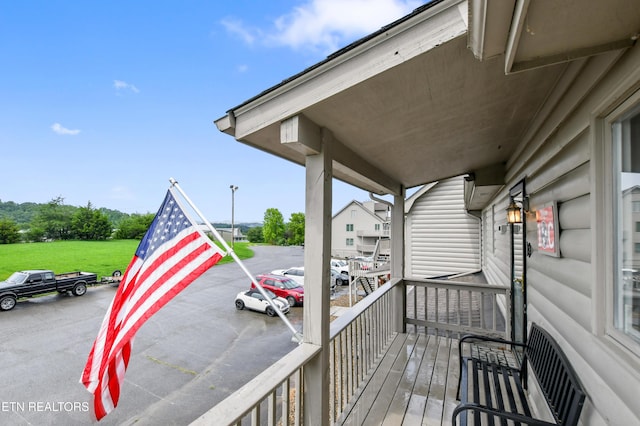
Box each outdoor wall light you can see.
[506,197,529,224]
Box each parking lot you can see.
[0,245,307,425]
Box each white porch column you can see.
[391,190,406,333]
[282,115,331,424]
[303,132,332,425]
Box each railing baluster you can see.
[251,404,260,426]
[467,289,472,328]
[347,322,353,408]
[194,278,509,426]
[267,390,276,426]
[282,377,290,426]
[329,337,342,420]
[445,288,450,336]
[457,288,461,330]
[491,293,498,333]
[294,367,302,426]
[402,279,508,339]
[480,291,485,330]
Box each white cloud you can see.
[51,122,81,135]
[237,64,249,73]
[224,0,424,54]
[113,79,140,94]
[221,18,258,45]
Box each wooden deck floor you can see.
[338,332,461,426]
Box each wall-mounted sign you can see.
[536,202,559,257]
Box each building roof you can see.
[332,200,386,223]
[216,0,640,201]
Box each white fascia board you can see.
[504,0,530,74]
[467,0,488,59]
[231,0,469,140]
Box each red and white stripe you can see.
[81,227,223,420]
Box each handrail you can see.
[329,278,398,423]
[191,277,510,425]
[330,278,399,337]
[190,343,321,425]
[404,278,510,338]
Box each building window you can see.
[636,222,640,232]
[351,209,357,218]
[346,238,354,246]
[346,224,354,232]
[375,224,380,231]
[612,100,640,344]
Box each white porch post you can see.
[391,190,406,333]
[303,132,331,425]
[281,115,331,424]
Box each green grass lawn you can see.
[0,240,254,280]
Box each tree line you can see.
[248,208,304,246]
[0,197,155,243]
[0,199,305,246]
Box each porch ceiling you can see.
[470,0,640,73]
[215,0,638,196]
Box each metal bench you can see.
[453,323,586,426]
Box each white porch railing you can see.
[329,278,398,423]
[190,278,510,425]
[405,278,510,339]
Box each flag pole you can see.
[169,178,303,344]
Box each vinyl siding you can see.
[406,177,481,278]
[332,202,385,258]
[482,47,640,424]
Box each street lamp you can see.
[230,185,238,248]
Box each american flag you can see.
[80,188,224,420]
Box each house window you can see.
[636,222,640,232]
[346,224,354,232]
[346,238,354,246]
[612,100,640,345]
[351,209,357,218]
[375,224,380,231]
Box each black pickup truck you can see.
[0,270,98,311]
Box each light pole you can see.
[230,185,238,249]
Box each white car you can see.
[331,259,350,283]
[234,289,290,316]
[271,267,305,286]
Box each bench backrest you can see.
[525,324,586,426]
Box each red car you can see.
[252,274,304,307]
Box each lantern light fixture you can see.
[506,197,529,224]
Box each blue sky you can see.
[1,0,424,223]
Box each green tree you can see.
[31,196,75,240]
[71,202,113,240]
[0,218,21,244]
[25,226,45,243]
[263,208,285,245]
[246,226,264,243]
[287,212,305,246]
[114,213,155,239]
[0,200,39,226]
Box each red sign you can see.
[536,205,557,255]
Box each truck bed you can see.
[56,271,96,280]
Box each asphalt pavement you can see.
[0,245,307,426]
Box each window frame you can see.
[599,87,640,357]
